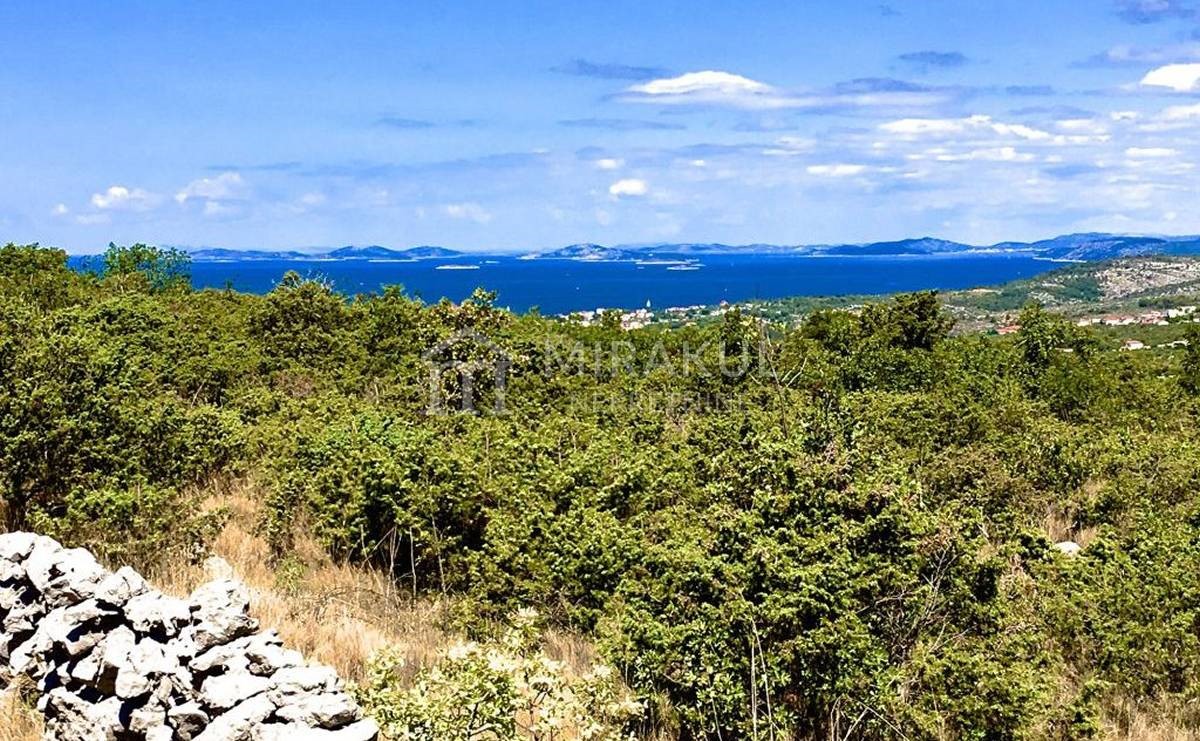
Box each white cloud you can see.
[609,178,649,197]
[1141,63,1200,91]
[595,158,624,170]
[806,164,868,176]
[622,70,952,111]
[90,185,160,211]
[1161,102,1200,120]
[1056,119,1109,134]
[1137,102,1200,131]
[630,70,772,97]
[203,200,236,217]
[1091,42,1200,66]
[935,147,1036,162]
[175,172,245,204]
[880,115,1051,141]
[1125,146,1179,157]
[443,202,493,223]
[622,70,796,110]
[763,136,816,156]
[52,203,69,216]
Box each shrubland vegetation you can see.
[7,241,1200,738]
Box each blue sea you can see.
[86,254,1055,314]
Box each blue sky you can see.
[4,0,1200,252]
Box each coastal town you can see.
[561,291,1200,356]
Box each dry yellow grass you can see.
[144,477,460,683]
[1102,697,1200,741]
[0,679,43,741]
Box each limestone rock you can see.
[0,532,378,740]
[200,669,273,711]
[193,694,276,741]
[189,578,259,651]
[126,591,192,637]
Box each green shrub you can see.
[355,610,644,740]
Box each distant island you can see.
[178,233,1200,264]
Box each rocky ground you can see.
[0,532,378,740]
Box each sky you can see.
[4,1,1200,253]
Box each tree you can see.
[1014,302,1092,371]
[1180,323,1200,393]
[859,290,954,351]
[99,242,191,293]
[0,243,88,310]
[800,309,858,355]
[249,271,352,365]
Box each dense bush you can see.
[6,242,1200,737]
[356,609,644,740]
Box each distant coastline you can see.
[168,232,1200,265]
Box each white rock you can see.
[274,691,361,728]
[168,700,210,740]
[200,670,273,711]
[189,579,259,651]
[130,703,168,734]
[93,566,150,607]
[253,719,380,740]
[126,591,192,637]
[68,649,102,685]
[193,694,276,741]
[1054,540,1082,557]
[0,532,42,562]
[0,558,24,583]
[115,638,178,698]
[2,596,45,635]
[191,635,257,674]
[97,624,137,694]
[270,665,340,695]
[146,727,176,741]
[25,545,107,607]
[0,581,30,611]
[0,534,375,740]
[42,688,124,740]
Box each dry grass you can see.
[0,679,43,741]
[1043,502,1099,548]
[144,477,460,683]
[1102,697,1200,741]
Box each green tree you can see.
[249,271,353,366]
[1180,323,1200,393]
[0,243,89,310]
[859,290,954,351]
[99,242,191,293]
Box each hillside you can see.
[690,256,1200,331]
[12,242,1200,739]
[944,256,1200,313]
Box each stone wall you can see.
[0,532,378,740]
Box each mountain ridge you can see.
[181,233,1200,263]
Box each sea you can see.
[76,253,1053,315]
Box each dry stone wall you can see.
[0,532,378,740]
